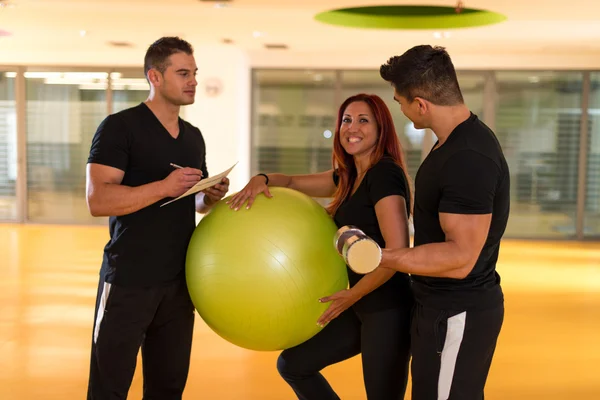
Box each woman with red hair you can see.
[228,93,414,399]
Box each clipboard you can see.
[161,162,237,207]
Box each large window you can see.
[458,72,486,118]
[587,73,600,237]
[0,67,174,225]
[252,69,597,239]
[495,72,583,238]
[252,70,487,185]
[25,71,108,224]
[0,71,17,221]
[252,70,338,177]
[0,65,598,239]
[112,70,148,113]
[15,68,147,225]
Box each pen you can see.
[170,163,184,169]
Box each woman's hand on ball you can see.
[226,176,273,210]
[317,289,360,327]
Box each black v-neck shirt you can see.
[333,156,413,313]
[87,103,209,287]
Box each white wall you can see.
[183,45,251,197]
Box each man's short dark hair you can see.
[144,36,194,77]
[380,45,464,106]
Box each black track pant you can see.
[277,305,412,400]
[87,275,195,400]
[411,302,504,400]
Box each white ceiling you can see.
[0,0,599,69]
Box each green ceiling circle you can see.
[314,5,507,30]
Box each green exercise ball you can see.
[185,187,349,351]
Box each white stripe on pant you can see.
[437,311,467,400]
[93,282,112,344]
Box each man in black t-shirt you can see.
[378,45,510,399]
[85,37,229,399]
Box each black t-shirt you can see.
[412,113,510,311]
[333,156,413,313]
[87,103,209,287]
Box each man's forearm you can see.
[380,241,472,279]
[88,181,166,217]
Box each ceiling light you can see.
[253,31,265,38]
[107,41,134,48]
[264,43,288,50]
[79,30,87,37]
[316,5,506,30]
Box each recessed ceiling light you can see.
[264,43,288,50]
[433,31,451,38]
[253,31,265,38]
[79,30,87,37]
[107,41,134,48]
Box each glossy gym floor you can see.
[0,224,599,399]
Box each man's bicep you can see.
[87,163,125,186]
[440,212,491,270]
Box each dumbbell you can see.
[334,225,382,274]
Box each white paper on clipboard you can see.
[161,162,237,207]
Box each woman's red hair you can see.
[326,93,413,216]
